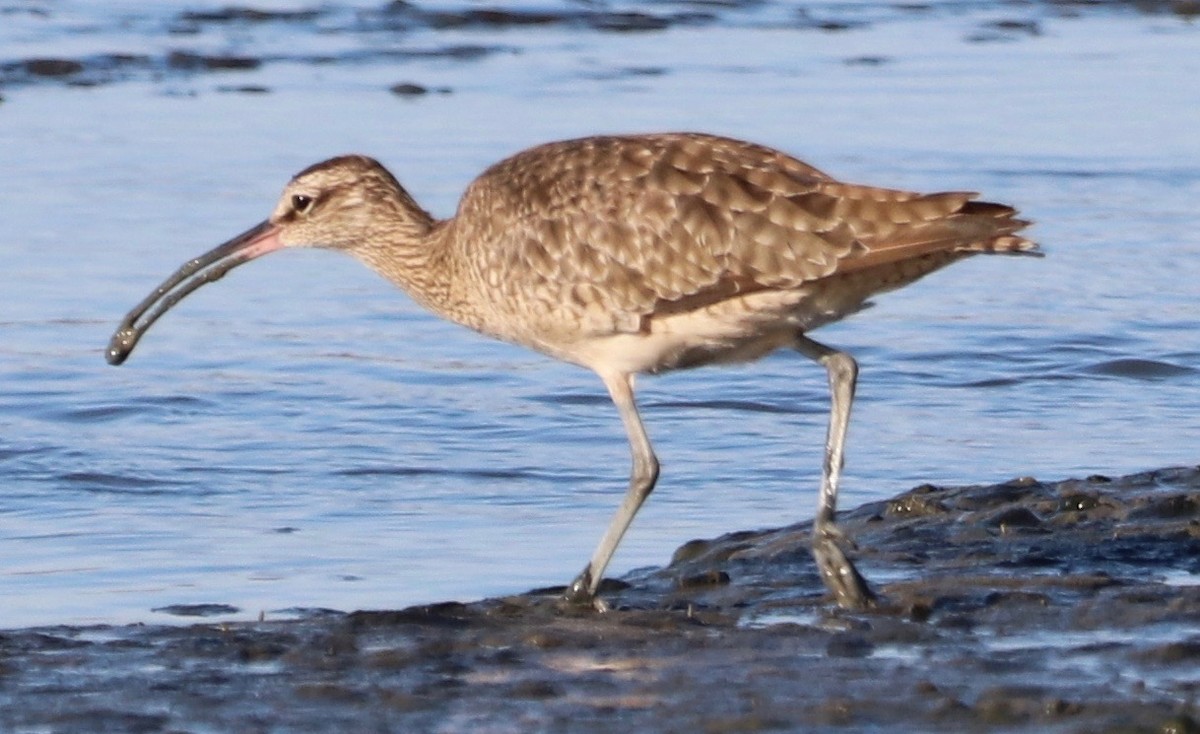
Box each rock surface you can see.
[2,466,1198,732]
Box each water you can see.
[2,1,1198,629]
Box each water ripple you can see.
[337,465,550,482]
[650,398,814,415]
[1082,358,1196,380]
[58,471,183,494]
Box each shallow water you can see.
[1,0,1198,629]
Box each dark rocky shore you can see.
[2,466,1197,732]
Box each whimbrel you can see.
[107,133,1038,610]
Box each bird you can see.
[106,132,1038,611]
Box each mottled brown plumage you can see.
[107,132,1039,610]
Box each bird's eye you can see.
[291,194,314,214]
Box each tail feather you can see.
[957,200,1041,256]
[840,195,1040,273]
[971,233,1041,256]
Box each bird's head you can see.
[104,155,430,366]
[267,155,429,252]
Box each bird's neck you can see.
[348,211,461,318]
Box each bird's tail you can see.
[957,200,1041,256]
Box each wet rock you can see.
[1133,638,1200,665]
[24,58,84,77]
[0,630,92,652]
[987,18,1042,36]
[670,533,755,565]
[166,51,261,71]
[347,602,473,629]
[1160,714,1200,734]
[953,477,1043,511]
[844,55,890,66]
[1127,493,1199,520]
[1175,0,1200,17]
[815,19,867,32]
[1086,357,1195,380]
[510,679,561,699]
[967,18,1041,43]
[974,685,1059,724]
[589,12,674,32]
[981,506,1043,530]
[424,8,565,29]
[216,84,271,94]
[1056,490,1105,512]
[179,7,323,24]
[886,484,950,517]
[1,466,1198,731]
[675,569,731,589]
[152,603,240,617]
[391,82,428,96]
[391,44,496,62]
[907,599,934,622]
[825,631,873,657]
[389,82,451,97]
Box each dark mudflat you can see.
[2,466,1198,732]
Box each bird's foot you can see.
[813,524,877,611]
[564,565,610,613]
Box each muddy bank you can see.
[2,466,1197,732]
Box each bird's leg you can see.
[793,334,876,611]
[565,371,660,609]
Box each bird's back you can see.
[438,133,1036,372]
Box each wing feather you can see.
[457,133,1036,336]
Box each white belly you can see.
[562,287,857,375]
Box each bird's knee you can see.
[793,336,857,386]
[631,457,660,500]
[821,351,858,392]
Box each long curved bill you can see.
[106,220,284,366]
